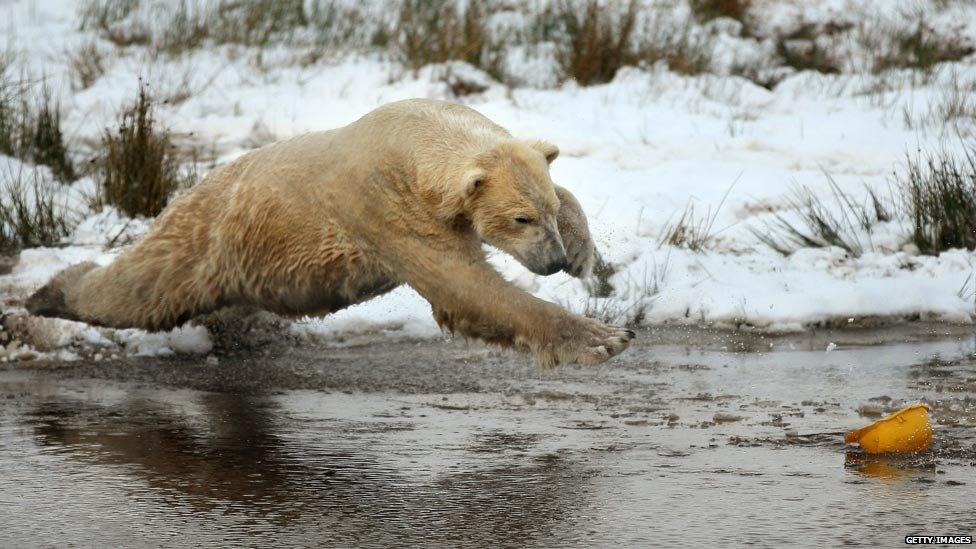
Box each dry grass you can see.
[641,26,715,76]
[211,0,307,47]
[771,22,849,75]
[66,41,108,90]
[754,146,976,258]
[0,75,17,159]
[573,255,667,327]
[742,10,974,84]
[775,37,842,75]
[553,0,639,86]
[552,0,714,85]
[79,0,149,47]
[752,177,892,257]
[26,90,77,184]
[0,49,13,77]
[95,84,188,217]
[689,0,751,23]
[78,0,139,33]
[81,0,318,57]
[0,164,73,253]
[902,72,976,135]
[394,0,506,79]
[0,77,76,184]
[658,179,736,251]
[134,0,310,57]
[305,2,378,63]
[869,14,974,74]
[69,0,976,94]
[902,147,976,254]
[659,202,717,251]
[74,0,723,87]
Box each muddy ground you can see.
[1,325,974,546]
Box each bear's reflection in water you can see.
[25,391,596,545]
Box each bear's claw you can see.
[561,320,635,366]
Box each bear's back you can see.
[353,99,510,150]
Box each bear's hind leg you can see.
[25,262,99,322]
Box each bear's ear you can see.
[529,140,559,164]
[463,168,487,197]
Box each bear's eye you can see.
[514,216,533,225]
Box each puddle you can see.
[1,333,974,546]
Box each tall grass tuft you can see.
[754,148,976,258]
[752,177,892,257]
[659,180,735,251]
[0,165,73,253]
[871,15,975,74]
[25,90,77,183]
[638,21,714,76]
[96,84,186,218]
[550,1,715,83]
[0,76,17,158]
[554,0,639,86]
[212,0,307,47]
[903,147,976,254]
[394,0,499,76]
[0,78,76,184]
[659,202,717,251]
[66,41,108,90]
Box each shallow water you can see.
[1,333,974,547]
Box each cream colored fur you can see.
[27,99,633,366]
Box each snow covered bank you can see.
[2,0,976,360]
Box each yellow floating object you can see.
[844,403,932,454]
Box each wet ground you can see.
[1,327,975,547]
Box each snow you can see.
[2,0,976,358]
[112,324,213,357]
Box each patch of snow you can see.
[68,207,154,247]
[113,325,213,357]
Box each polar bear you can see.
[27,99,634,366]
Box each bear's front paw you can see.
[572,320,635,365]
[539,318,634,367]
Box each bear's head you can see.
[460,139,568,276]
